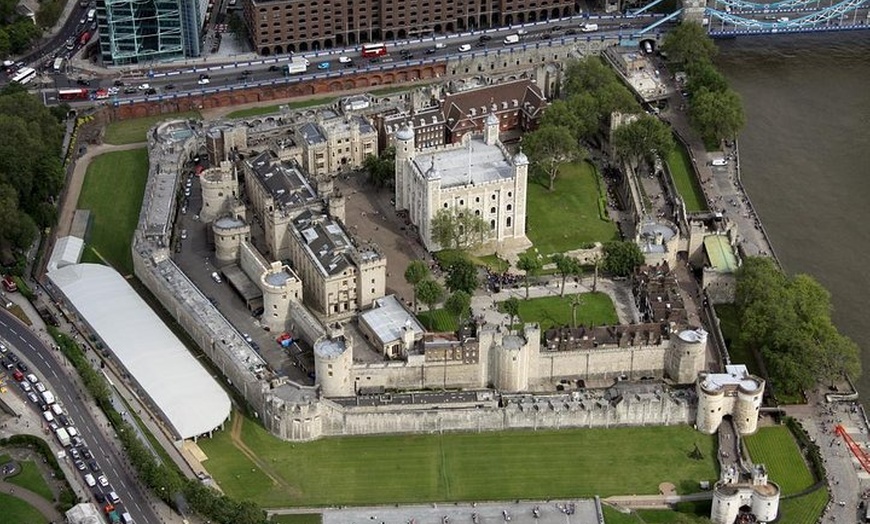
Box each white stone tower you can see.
[484,112,499,145]
[394,124,415,210]
[696,365,765,435]
[213,215,250,265]
[200,161,239,223]
[260,261,302,333]
[314,331,353,397]
[492,323,538,392]
[666,328,707,384]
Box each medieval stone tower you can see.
[665,328,708,384]
[200,160,239,223]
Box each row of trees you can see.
[735,257,860,396]
[660,22,746,147]
[522,57,639,191]
[405,259,474,328]
[0,85,67,266]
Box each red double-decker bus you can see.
[361,43,387,58]
[57,88,89,101]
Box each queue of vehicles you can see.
[2,338,135,524]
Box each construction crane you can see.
[835,424,870,474]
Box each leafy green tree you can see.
[569,293,586,328]
[445,290,472,327]
[660,21,718,68]
[689,86,746,146]
[686,60,729,96]
[415,278,444,314]
[503,296,521,328]
[516,251,543,299]
[602,241,644,277]
[612,114,675,172]
[523,125,582,191]
[541,99,581,134]
[565,93,603,141]
[551,253,581,297]
[404,260,430,310]
[430,207,488,251]
[363,146,395,188]
[445,257,478,294]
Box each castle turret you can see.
[200,161,239,223]
[492,324,537,392]
[484,112,500,145]
[213,215,250,265]
[314,333,353,397]
[394,124,415,210]
[696,365,765,435]
[328,189,345,223]
[666,328,707,384]
[260,262,302,332]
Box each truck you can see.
[55,427,71,447]
[581,23,599,32]
[42,390,56,405]
[502,34,520,45]
[282,57,309,76]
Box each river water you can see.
[715,32,870,401]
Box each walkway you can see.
[0,479,63,522]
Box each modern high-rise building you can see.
[96,0,206,65]
[244,0,578,56]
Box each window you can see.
[506,217,512,227]
[490,206,496,213]
[443,203,449,208]
[508,191,512,197]
[459,199,464,205]
[506,204,512,211]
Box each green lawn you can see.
[77,148,149,274]
[744,426,815,495]
[271,514,323,524]
[475,254,509,273]
[664,138,707,213]
[6,460,53,501]
[777,487,828,524]
[498,292,618,332]
[0,492,47,524]
[416,308,458,332]
[225,97,339,119]
[526,162,619,255]
[714,304,760,375]
[200,416,718,508]
[104,111,200,145]
[601,506,641,524]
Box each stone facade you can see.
[295,114,378,177]
[696,365,765,435]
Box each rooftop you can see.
[413,138,514,188]
[704,235,738,272]
[298,122,326,145]
[293,211,379,277]
[314,337,348,358]
[359,295,426,346]
[700,364,762,394]
[245,151,317,209]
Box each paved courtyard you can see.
[318,500,602,524]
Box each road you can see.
[0,307,161,524]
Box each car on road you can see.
[74,460,86,471]
[76,78,90,86]
[458,44,472,52]
[145,87,157,95]
[197,77,210,85]
[35,382,46,393]
[19,381,31,392]
[338,56,352,64]
[137,83,150,91]
[84,473,96,487]
[27,392,39,403]
[164,83,175,90]
[425,48,437,54]
[98,474,108,487]
[113,79,125,86]
[211,272,222,284]
[180,229,188,240]
[94,492,106,504]
[123,86,137,94]
[88,459,100,472]
[268,65,280,72]
[26,373,38,383]
[16,362,27,372]
[478,34,492,42]
[317,61,331,70]
[241,69,252,76]
[81,448,93,460]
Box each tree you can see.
[689,86,746,147]
[503,296,521,328]
[516,251,543,299]
[552,253,581,297]
[523,125,582,191]
[431,208,489,251]
[569,294,586,328]
[445,290,472,327]
[602,241,644,277]
[226,12,249,44]
[416,279,444,318]
[404,260,430,310]
[612,114,675,172]
[660,21,718,68]
[686,60,729,96]
[445,258,478,294]
[363,146,395,188]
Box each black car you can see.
[551,25,564,31]
[1,359,12,370]
[7,353,18,363]
[199,73,209,80]
[113,79,124,86]
[164,83,175,90]
[94,492,106,504]
[81,448,93,459]
[88,459,100,472]
[76,78,90,86]
[268,65,280,72]
[16,362,27,372]
[241,69,252,76]
[425,48,437,54]
[145,87,157,95]
[368,57,381,64]
[478,34,492,41]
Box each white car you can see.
[211,272,222,284]
[98,474,109,487]
[338,56,352,64]
[458,44,472,52]
[35,382,46,393]
[84,473,96,487]
[138,83,150,91]
[180,229,188,240]
[198,77,210,85]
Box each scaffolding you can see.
[99,0,192,64]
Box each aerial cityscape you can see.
[0,0,868,523]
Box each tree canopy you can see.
[416,279,444,312]
[736,257,860,396]
[445,290,472,326]
[689,86,746,146]
[602,241,644,277]
[445,257,478,294]
[660,21,718,68]
[612,114,675,171]
[516,251,543,299]
[552,253,581,297]
[430,207,489,251]
[363,146,395,188]
[0,86,66,262]
[404,260,430,310]
[523,124,583,191]
[561,57,640,137]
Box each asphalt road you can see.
[0,308,161,523]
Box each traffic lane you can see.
[0,310,160,524]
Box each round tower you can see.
[667,328,707,384]
[750,482,780,522]
[484,112,500,145]
[212,216,250,264]
[200,162,238,223]
[493,333,530,392]
[710,484,740,524]
[260,263,299,332]
[394,124,414,210]
[328,189,345,223]
[314,336,353,397]
[734,376,765,434]
[695,376,726,434]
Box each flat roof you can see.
[359,295,425,345]
[246,151,317,209]
[293,211,380,277]
[48,263,231,440]
[414,138,513,189]
[704,235,738,272]
[700,364,761,393]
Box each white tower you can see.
[394,124,415,210]
[314,335,353,397]
[484,112,500,145]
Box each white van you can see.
[503,34,519,45]
[711,158,728,167]
[84,473,96,487]
[121,512,134,524]
[87,8,96,21]
[43,411,55,423]
[51,404,64,416]
[67,426,79,438]
[458,44,472,52]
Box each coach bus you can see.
[10,66,36,85]
[57,88,89,101]
[361,43,388,58]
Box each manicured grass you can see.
[104,111,200,145]
[601,506,641,524]
[475,254,509,272]
[636,508,710,523]
[526,162,619,255]
[371,86,411,96]
[225,97,339,119]
[0,492,47,524]
[744,426,815,495]
[199,416,718,508]
[664,138,707,213]
[271,514,323,524]
[777,486,828,524]
[416,308,458,332]
[498,292,618,332]
[77,148,149,274]
[6,460,54,501]
[714,304,761,375]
